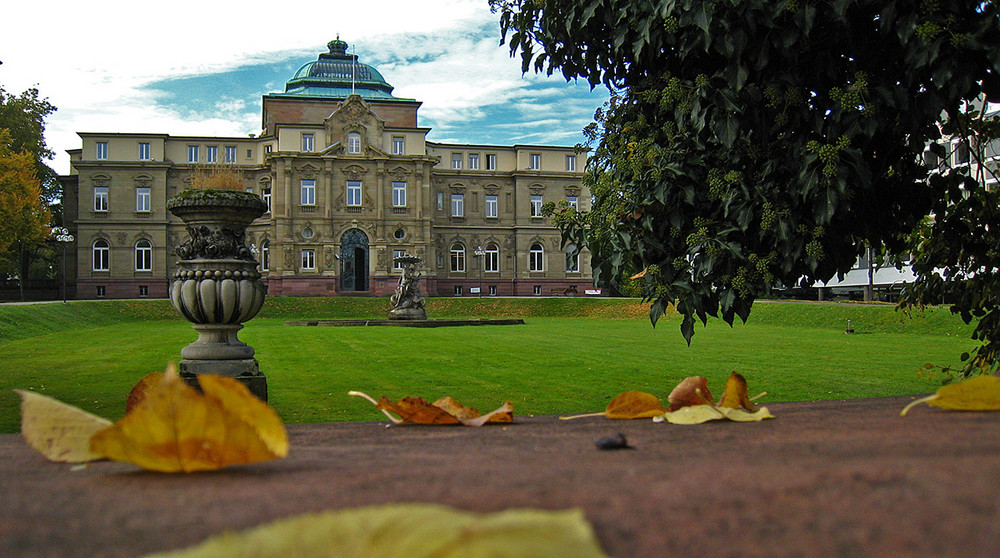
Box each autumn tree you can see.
[492,0,1000,354]
[0,128,51,292]
[0,85,58,204]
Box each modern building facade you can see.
[59,39,593,299]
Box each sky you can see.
[0,0,610,176]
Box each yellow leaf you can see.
[900,375,1000,416]
[660,404,727,425]
[16,389,111,463]
[716,372,758,411]
[717,406,775,422]
[90,364,288,472]
[143,504,609,558]
[604,390,666,419]
[126,372,164,414]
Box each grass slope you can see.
[0,298,975,433]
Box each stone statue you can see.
[388,255,427,320]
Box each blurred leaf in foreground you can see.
[900,375,1000,417]
[144,503,609,558]
[16,389,111,463]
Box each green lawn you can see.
[0,297,976,433]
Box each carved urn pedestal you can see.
[167,190,268,400]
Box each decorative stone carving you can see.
[388,255,427,320]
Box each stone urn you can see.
[166,189,268,400]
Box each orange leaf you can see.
[125,372,163,414]
[716,372,758,412]
[349,391,513,426]
[604,391,666,419]
[90,364,288,473]
[667,376,713,411]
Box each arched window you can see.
[565,242,580,273]
[450,243,466,272]
[260,240,269,271]
[529,242,545,272]
[347,132,361,154]
[484,243,500,273]
[92,239,110,271]
[134,239,152,272]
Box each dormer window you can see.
[347,132,361,154]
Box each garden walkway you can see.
[2,396,999,557]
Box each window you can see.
[92,240,110,271]
[392,181,407,207]
[347,132,361,154]
[136,186,150,212]
[529,242,544,272]
[436,191,444,210]
[138,285,149,297]
[301,249,315,270]
[469,153,480,170]
[138,142,150,161]
[393,250,406,270]
[530,194,543,217]
[485,194,498,218]
[346,180,363,206]
[484,243,500,273]
[488,285,497,296]
[94,186,108,212]
[392,136,405,154]
[187,145,199,163]
[135,240,152,272]
[451,193,464,217]
[450,243,466,272]
[261,187,271,213]
[529,153,541,170]
[301,133,314,152]
[955,141,970,165]
[264,144,272,154]
[260,241,269,271]
[246,148,253,159]
[96,142,108,160]
[225,146,237,163]
[451,153,463,169]
[96,285,106,297]
[300,179,316,206]
[454,285,464,296]
[486,153,497,170]
[567,195,578,210]
[565,242,580,273]
[566,154,577,172]
[206,145,218,163]
[533,285,542,295]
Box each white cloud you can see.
[0,0,605,174]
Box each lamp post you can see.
[51,227,74,303]
[473,245,485,298]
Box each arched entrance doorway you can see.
[340,228,369,291]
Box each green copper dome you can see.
[276,39,411,101]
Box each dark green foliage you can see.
[0,85,57,203]
[494,0,1000,344]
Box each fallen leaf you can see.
[16,389,111,463]
[717,372,758,411]
[667,376,713,411]
[900,375,1000,417]
[560,390,666,421]
[349,391,514,426]
[90,364,288,472]
[143,503,609,558]
[655,404,775,425]
[126,372,164,414]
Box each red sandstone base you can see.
[2,396,999,557]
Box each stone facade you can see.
[59,40,593,299]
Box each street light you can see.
[473,245,485,298]
[51,227,74,303]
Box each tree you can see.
[0,128,52,298]
[0,85,58,204]
[492,0,1000,346]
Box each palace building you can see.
[59,39,594,299]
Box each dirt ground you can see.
[2,396,999,557]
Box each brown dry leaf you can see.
[144,503,609,558]
[717,372,758,411]
[90,364,288,472]
[900,375,1000,416]
[667,376,713,411]
[349,391,513,426]
[126,372,163,414]
[16,390,112,463]
[604,391,666,419]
